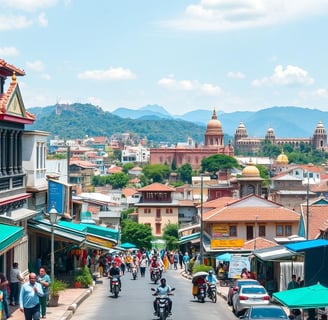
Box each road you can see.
[72,267,236,320]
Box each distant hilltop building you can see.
[234,121,327,154]
[150,109,234,170]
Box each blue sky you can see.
[1,0,328,115]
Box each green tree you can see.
[121,208,134,220]
[122,162,135,173]
[142,164,170,183]
[162,223,179,251]
[178,163,192,183]
[121,220,152,249]
[107,172,129,189]
[171,158,177,171]
[201,154,239,175]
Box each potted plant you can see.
[74,266,93,288]
[48,279,68,307]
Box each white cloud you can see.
[87,96,102,106]
[227,71,245,79]
[0,46,19,56]
[1,0,58,12]
[252,65,314,87]
[0,14,32,31]
[313,88,328,98]
[77,67,136,80]
[158,76,221,96]
[38,12,48,27]
[26,60,45,72]
[163,0,328,31]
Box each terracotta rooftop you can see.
[122,187,139,197]
[107,165,122,174]
[243,237,278,250]
[70,160,95,168]
[301,203,328,239]
[138,182,176,192]
[205,207,300,222]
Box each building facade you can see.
[150,109,234,170]
[234,121,327,154]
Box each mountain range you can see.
[26,104,328,144]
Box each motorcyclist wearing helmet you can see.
[108,261,122,292]
[205,269,217,295]
[153,278,173,315]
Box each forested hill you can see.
[26,103,208,145]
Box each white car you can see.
[232,284,270,316]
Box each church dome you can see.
[242,160,260,177]
[314,121,326,134]
[207,108,222,130]
[276,150,289,165]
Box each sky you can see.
[1,0,328,116]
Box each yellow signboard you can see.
[211,239,244,248]
[86,235,114,248]
[212,224,229,237]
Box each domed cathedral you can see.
[149,108,234,170]
[234,121,328,154]
[238,160,264,198]
[204,108,224,146]
[313,120,327,152]
[272,149,290,174]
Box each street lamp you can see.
[200,174,204,265]
[306,172,310,240]
[48,204,59,282]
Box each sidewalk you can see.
[8,286,94,320]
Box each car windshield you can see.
[250,308,287,319]
[241,287,266,294]
[238,280,259,287]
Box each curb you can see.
[60,285,94,320]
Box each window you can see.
[166,208,173,214]
[259,225,266,237]
[155,223,161,234]
[229,226,237,237]
[276,224,292,236]
[144,208,151,214]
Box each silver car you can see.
[240,305,290,320]
[232,284,270,316]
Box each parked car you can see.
[232,284,270,316]
[240,305,290,320]
[227,278,260,305]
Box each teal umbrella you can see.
[272,284,328,309]
[216,253,232,262]
[119,242,137,249]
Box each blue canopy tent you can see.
[119,242,137,249]
[216,252,232,262]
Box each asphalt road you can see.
[72,267,237,320]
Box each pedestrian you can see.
[19,272,44,320]
[0,271,12,319]
[183,252,190,273]
[173,252,178,270]
[178,251,183,269]
[9,262,24,306]
[37,267,51,319]
[0,287,3,320]
[287,274,300,290]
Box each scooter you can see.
[151,287,175,320]
[111,276,120,298]
[207,283,217,303]
[151,267,161,284]
[197,283,207,303]
[132,266,138,280]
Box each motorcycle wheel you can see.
[114,286,119,298]
[133,273,136,280]
[159,309,166,320]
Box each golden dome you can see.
[276,150,289,165]
[207,108,222,130]
[242,160,260,177]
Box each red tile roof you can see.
[243,237,277,250]
[107,165,122,174]
[122,187,139,197]
[302,203,328,239]
[70,160,95,168]
[138,183,176,192]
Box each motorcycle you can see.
[207,283,217,303]
[110,276,120,298]
[151,287,175,320]
[132,266,138,280]
[151,267,161,284]
[197,283,207,303]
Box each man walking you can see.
[19,272,44,320]
[0,271,11,319]
[9,262,24,306]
